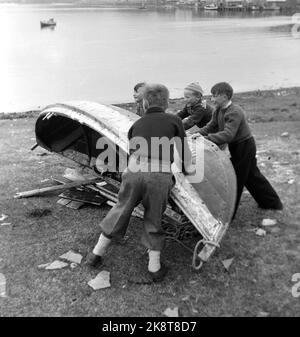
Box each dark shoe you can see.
[148,263,168,283]
[259,202,283,210]
[85,252,103,268]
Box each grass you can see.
[0,89,300,316]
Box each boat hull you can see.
[35,101,237,266]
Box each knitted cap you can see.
[184,82,204,96]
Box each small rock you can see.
[0,214,8,221]
[88,271,111,290]
[45,260,69,270]
[256,229,266,236]
[222,258,234,271]
[281,132,289,137]
[59,251,83,264]
[262,219,277,227]
[257,311,270,317]
[0,223,11,227]
[164,307,179,317]
[37,263,51,269]
[70,263,78,269]
[0,273,6,298]
[288,179,295,184]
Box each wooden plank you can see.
[57,198,72,206]
[14,178,100,198]
[66,200,84,209]
[59,189,107,206]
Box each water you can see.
[1,4,300,112]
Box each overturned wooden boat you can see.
[35,101,236,269]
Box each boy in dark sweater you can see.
[177,82,213,130]
[87,84,192,282]
[193,82,283,218]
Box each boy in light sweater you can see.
[193,82,283,218]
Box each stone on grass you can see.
[256,229,266,237]
[59,250,83,264]
[222,258,234,271]
[0,223,11,227]
[281,132,289,137]
[37,263,52,269]
[45,260,69,270]
[257,311,269,317]
[0,214,8,221]
[164,307,179,317]
[0,273,6,298]
[288,179,295,184]
[262,219,277,227]
[70,263,78,269]
[88,271,111,290]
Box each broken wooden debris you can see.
[14,178,100,199]
[59,188,106,206]
[88,271,111,290]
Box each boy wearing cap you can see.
[177,82,213,131]
[193,82,283,218]
[86,83,192,282]
[133,82,146,117]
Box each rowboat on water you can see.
[34,101,237,269]
[40,18,56,28]
[204,4,219,10]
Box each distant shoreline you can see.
[1,86,299,121]
[0,2,299,11]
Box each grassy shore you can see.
[0,87,299,316]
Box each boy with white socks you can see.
[86,83,192,282]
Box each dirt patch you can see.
[26,208,52,218]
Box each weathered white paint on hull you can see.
[35,101,237,264]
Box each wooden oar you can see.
[14,178,100,199]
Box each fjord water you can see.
[0,4,299,112]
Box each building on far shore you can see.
[172,0,300,9]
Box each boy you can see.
[133,82,146,117]
[177,82,213,130]
[86,84,192,282]
[193,82,283,218]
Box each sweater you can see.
[177,99,213,130]
[128,107,192,170]
[199,103,252,145]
